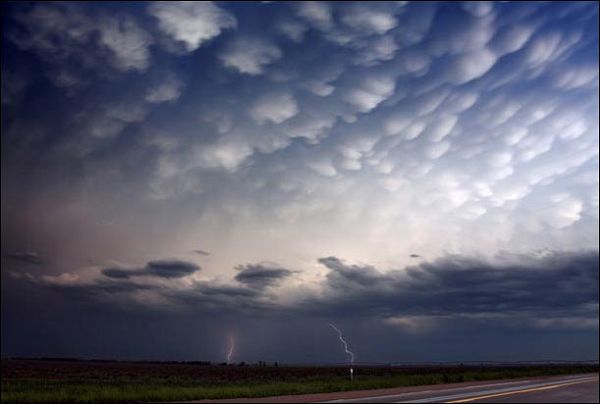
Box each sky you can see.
[1,1,599,364]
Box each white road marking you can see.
[321,375,597,403]
[396,376,598,403]
[323,379,533,403]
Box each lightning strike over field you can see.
[328,323,355,365]
[226,335,234,364]
[1,0,598,371]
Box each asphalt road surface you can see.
[322,374,599,403]
[194,373,599,403]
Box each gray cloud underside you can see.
[309,252,598,322]
[234,263,294,289]
[1,1,598,359]
[3,2,596,260]
[102,259,200,279]
[5,252,44,265]
[27,250,599,330]
[192,249,210,256]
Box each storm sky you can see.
[1,1,599,363]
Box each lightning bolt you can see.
[226,335,234,364]
[328,323,355,364]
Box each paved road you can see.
[322,374,599,403]
[191,373,599,403]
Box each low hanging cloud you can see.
[5,252,44,265]
[307,251,599,330]
[22,250,599,334]
[101,259,200,279]
[191,249,210,256]
[234,263,294,290]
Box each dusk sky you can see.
[1,1,598,364]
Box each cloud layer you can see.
[1,1,598,362]
[102,260,200,279]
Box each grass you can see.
[2,365,597,403]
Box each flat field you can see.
[1,359,597,403]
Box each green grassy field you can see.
[1,361,597,403]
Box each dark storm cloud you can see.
[162,262,296,313]
[194,283,259,298]
[102,260,199,279]
[1,0,598,363]
[318,256,386,289]
[306,251,599,324]
[192,249,210,256]
[5,252,44,265]
[38,260,285,313]
[2,250,598,362]
[234,263,293,289]
[29,250,599,329]
[101,268,137,279]
[49,279,158,296]
[164,279,282,317]
[146,260,199,278]
[8,272,161,312]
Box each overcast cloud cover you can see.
[1,1,598,363]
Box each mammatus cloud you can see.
[96,16,153,72]
[145,75,183,103]
[277,19,308,43]
[490,24,534,56]
[148,1,236,52]
[296,1,333,31]
[344,75,396,113]
[1,67,29,105]
[447,48,497,84]
[9,2,153,81]
[250,93,299,124]
[219,37,282,75]
[341,5,397,35]
[1,1,598,361]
